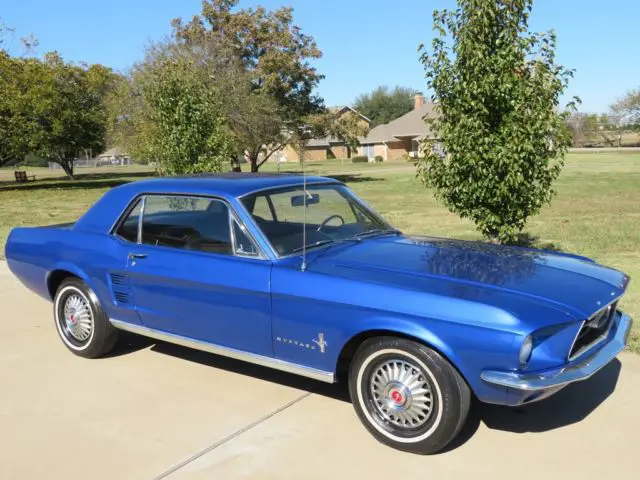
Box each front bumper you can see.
[481,311,633,394]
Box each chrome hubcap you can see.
[63,294,93,342]
[370,359,433,428]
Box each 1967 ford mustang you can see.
[5,173,633,454]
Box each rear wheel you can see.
[53,278,118,358]
[348,336,470,454]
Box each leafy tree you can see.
[288,113,329,165]
[418,0,578,244]
[353,86,417,126]
[20,53,115,179]
[610,87,640,146]
[325,110,370,158]
[612,87,640,125]
[126,42,234,175]
[171,0,324,171]
[0,52,28,167]
[0,22,37,167]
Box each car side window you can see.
[140,195,233,255]
[115,198,142,242]
[232,219,259,256]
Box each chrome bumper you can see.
[481,312,633,392]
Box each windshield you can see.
[241,183,395,256]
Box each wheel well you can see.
[335,330,467,386]
[47,270,78,299]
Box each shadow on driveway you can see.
[479,358,621,433]
[443,358,621,453]
[107,334,622,452]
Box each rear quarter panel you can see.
[5,226,140,325]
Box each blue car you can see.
[5,173,633,454]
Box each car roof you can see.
[74,173,342,235]
[117,172,340,198]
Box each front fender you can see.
[337,316,462,372]
[335,314,521,401]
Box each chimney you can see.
[414,93,424,110]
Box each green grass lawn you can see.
[2,154,639,351]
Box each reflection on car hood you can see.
[309,234,629,319]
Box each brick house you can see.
[275,106,372,162]
[356,94,437,161]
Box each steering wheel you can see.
[317,214,346,232]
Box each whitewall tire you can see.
[53,278,118,358]
[348,336,471,454]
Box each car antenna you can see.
[300,124,310,272]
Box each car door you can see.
[118,193,272,356]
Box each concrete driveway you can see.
[1,260,638,479]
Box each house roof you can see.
[307,138,331,147]
[328,105,372,124]
[361,102,437,144]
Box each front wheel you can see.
[348,337,470,454]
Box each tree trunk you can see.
[230,155,242,172]
[246,150,260,172]
[59,159,74,180]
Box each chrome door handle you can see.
[128,253,148,260]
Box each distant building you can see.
[273,95,437,162]
[276,106,372,162]
[356,94,437,161]
[97,147,131,165]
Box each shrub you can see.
[374,155,383,163]
[402,153,417,164]
[351,156,369,163]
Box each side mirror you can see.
[291,193,320,207]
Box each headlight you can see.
[519,335,533,366]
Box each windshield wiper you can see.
[291,236,361,254]
[292,239,341,253]
[353,228,402,239]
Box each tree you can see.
[610,87,640,146]
[20,53,115,179]
[0,21,38,167]
[171,0,325,171]
[353,86,417,126]
[0,52,28,167]
[325,110,370,158]
[124,42,234,175]
[612,87,640,125]
[288,113,328,166]
[417,0,578,244]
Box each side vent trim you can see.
[109,273,131,305]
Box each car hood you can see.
[307,234,629,321]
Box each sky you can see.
[1,0,639,113]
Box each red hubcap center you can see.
[69,315,76,324]
[390,389,404,404]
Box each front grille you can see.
[568,301,618,360]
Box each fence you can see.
[47,157,134,169]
